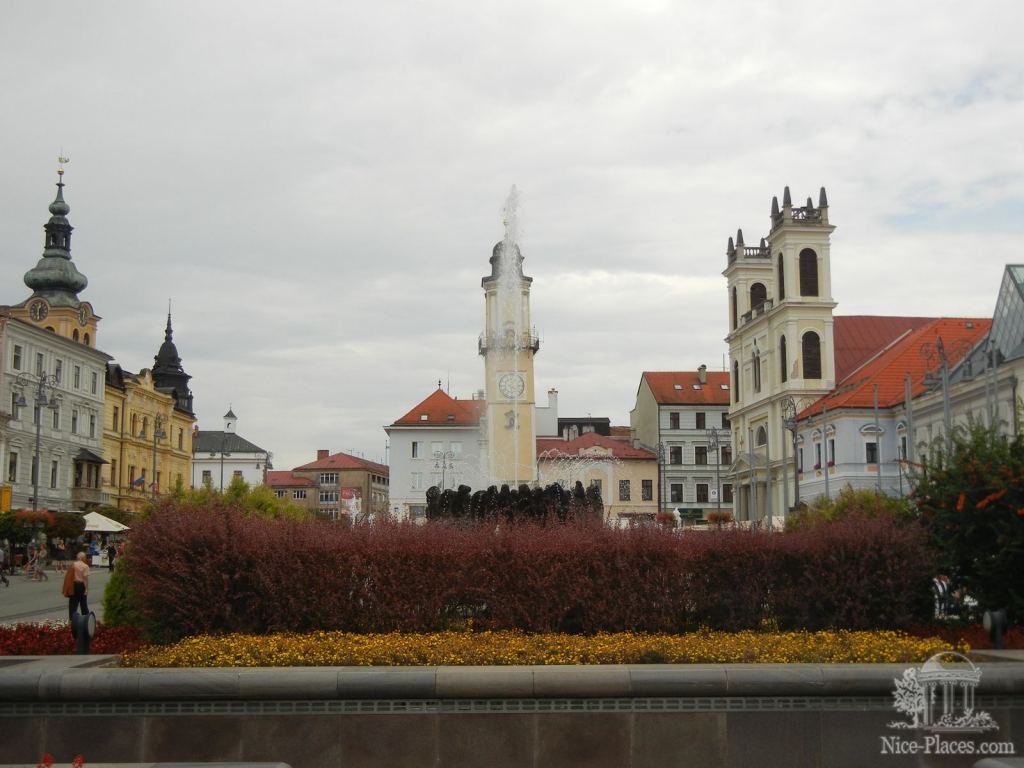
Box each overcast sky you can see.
[2,1,1022,472]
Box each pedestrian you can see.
[106,542,117,570]
[933,573,950,619]
[0,546,9,587]
[54,539,68,573]
[65,552,91,622]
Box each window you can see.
[89,414,96,438]
[451,441,462,457]
[320,472,338,485]
[140,417,148,438]
[756,426,767,447]
[780,335,788,383]
[814,443,822,467]
[669,446,682,465]
[293,490,307,500]
[36,352,44,376]
[112,407,119,429]
[72,329,79,342]
[669,412,680,430]
[641,479,653,501]
[722,412,730,428]
[52,408,60,430]
[722,483,733,503]
[802,331,822,379]
[233,470,243,480]
[71,410,79,434]
[84,332,90,346]
[900,436,908,460]
[12,345,22,370]
[590,478,602,495]
[33,405,41,426]
[670,483,683,503]
[777,253,785,301]
[696,483,709,503]
[31,456,39,486]
[91,371,98,394]
[696,412,706,430]
[275,490,286,498]
[731,287,737,330]
[156,471,161,490]
[431,441,443,456]
[799,248,819,296]
[798,447,804,472]
[111,459,118,486]
[411,472,422,490]
[50,461,59,489]
[54,359,62,383]
[721,446,732,465]
[320,490,339,503]
[750,282,767,312]
[866,441,879,464]
[178,429,183,450]
[73,365,81,388]
[732,360,739,404]
[753,355,762,393]
[695,446,708,465]
[618,480,630,501]
[201,469,212,487]
[7,452,17,483]
[828,438,835,464]
[412,442,421,458]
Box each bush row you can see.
[121,504,936,640]
[123,629,964,667]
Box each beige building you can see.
[537,433,658,525]
[270,450,390,521]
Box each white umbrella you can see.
[82,511,130,533]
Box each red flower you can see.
[38,754,53,768]
[72,756,85,768]
[956,493,966,512]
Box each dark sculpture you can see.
[424,480,602,525]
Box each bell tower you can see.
[480,239,539,487]
[724,186,837,524]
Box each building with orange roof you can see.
[537,432,658,525]
[286,449,389,521]
[630,366,734,521]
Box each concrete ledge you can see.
[2,661,1023,702]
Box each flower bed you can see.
[122,629,966,668]
[0,622,146,656]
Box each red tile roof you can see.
[391,388,485,427]
[265,471,315,488]
[641,371,731,405]
[833,316,934,381]
[800,317,991,419]
[293,452,389,474]
[537,432,657,460]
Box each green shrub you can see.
[102,556,146,631]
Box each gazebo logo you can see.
[888,652,998,732]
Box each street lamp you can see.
[705,427,722,517]
[433,449,455,491]
[143,415,167,498]
[781,396,800,510]
[14,373,60,513]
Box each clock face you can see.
[498,372,525,399]
[78,305,89,326]
[28,300,49,321]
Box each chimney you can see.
[317,449,329,460]
[548,388,559,411]
[698,364,707,384]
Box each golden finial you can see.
[57,152,70,179]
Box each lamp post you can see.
[705,427,722,517]
[433,449,455,491]
[781,396,800,510]
[14,373,60,513]
[145,415,167,499]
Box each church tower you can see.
[152,307,194,414]
[480,240,539,487]
[11,163,100,346]
[724,186,837,523]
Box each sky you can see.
[1,1,1022,472]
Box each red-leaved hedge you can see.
[123,505,935,640]
[0,623,147,655]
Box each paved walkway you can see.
[0,565,110,625]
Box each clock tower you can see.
[480,239,539,487]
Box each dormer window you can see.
[673,384,682,390]
[420,414,429,421]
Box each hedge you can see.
[121,504,935,640]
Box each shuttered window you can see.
[799,249,819,296]
[802,331,822,379]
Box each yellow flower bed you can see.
[122,630,967,668]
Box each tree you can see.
[786,486,915,531]
[48,511,86,540]
[913,425,1024,622]
[890,667,924,728]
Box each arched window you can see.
[756,426,767,447]
[732,360,739,404]
[802,331,822,379]
[731,287,737,330]
[799,249,819,296]
[83,333,90,347]
[131,414,138,436]
[777,254,785,301]
[750,283,767,312]
[72,329,79,342]
[141,416,148,438]
[780,336,788,383]
[753,352,762,393]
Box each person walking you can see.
[65,552,91,621]
[106,542,117,570]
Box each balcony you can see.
[740,299,774,325]
[478,328,541,356]
[71,486,108,507]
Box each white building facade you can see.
[191,409,271,490]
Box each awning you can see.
[76,448,109,464]
[82,511,129,532]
